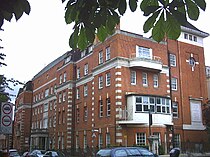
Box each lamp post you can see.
[148,109,152,151]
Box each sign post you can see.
[0,102,13,134]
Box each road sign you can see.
[0,102,13,134]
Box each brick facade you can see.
[14,26,210,154]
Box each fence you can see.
[42,141,210,157]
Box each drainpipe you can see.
[29,83,34,152]
[166,38,175,149]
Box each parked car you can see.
[28,150,45,157]
[96,147,156,157]
[8,149,21,157]
[43,151,65,157]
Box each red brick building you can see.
[14,23,210,154]
[14,81,33,152]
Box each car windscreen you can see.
[10,151,19,156]
[127,148,141,155]
[97,149,111,156]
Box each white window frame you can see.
[63,91,66,102]
[99,76,103,89]
[99,51,103,64]
[105,46,110,61]
[84,106,88,121]
[84,84,88,96]
[84,63,88,76]
[77,68,80,79]
[63,72,67,82]
[170,54,176,67]
[107,98,111,116]
[59,74,62,84]
[45,88,49,97]
[84,135,87,149]
[59,93,62,103]
[99,134,103,149]
[81,50,85,58]
[50,86,53,95]
[88,45,93,53]
[131,71,136,85]
[142,72,148,86]
[173,102,178,118]
[99,100,103,117]
[44,103,48,112]
[106,72,111,86]
[136,46,152,59]
[174,134,181,148]
[153,74,158,88]
[76,88,80,99]
[184,33,188,39]
[106,133,111,146]
[136,133,146,145]
[171,77,178,91]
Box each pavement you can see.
[160,153,210,157]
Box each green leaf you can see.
[20,0,31,15]
[169,0,185,8]
[129,0,137,12]
[69,27,79,49]
[165,12,181,40]
[110,10,120,24]
[106,13,117,34]
[65,7,73,24]
[152,12,165,42]
[13,0,24,20]
[0,14,4,28]
[94,12,102,28]
[78,27,88,50]
[1,10,13,22]
[85,26,95,44]
[158,0,169,7]
[143,10,160,33]
[143,6,160,16]
[118,0,127,15]
[140,0,159,11]
[169,9,187,25]
[65,4,78,24]
[193,0,206,11]
[185,0,199,20]
[97,25,108,42]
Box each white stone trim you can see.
[115,66,122,69]
[115,84,122,87]
[116,96,122,99]
[116,102,122,105]
[183,123,206,130]
[115,72,122,76]
[116,90,122,93]
[115,78,122,81]
[116,139,122,143]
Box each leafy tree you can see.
[0,0,30,28]
[203,101,210,143]
[0,29,24,102]
[0,0,206,50]
[63,0,206,50]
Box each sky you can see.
[1,0,210,102]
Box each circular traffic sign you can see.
[2,103,12,114]
[2,115,12,126]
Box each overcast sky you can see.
[1,0,210,102]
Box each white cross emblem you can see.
[186,53,199,71]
